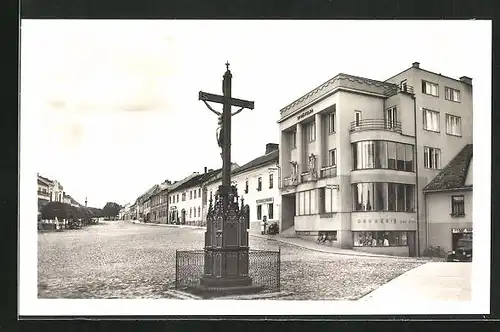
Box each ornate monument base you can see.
[195,185,261,295]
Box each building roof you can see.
[170,168,224,193]
[205,150,279,185]
[423,144,473,193]
[278,73,397,121]
[37,174,53,185]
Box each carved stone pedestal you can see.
[197,185,258,293]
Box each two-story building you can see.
[204,144,280,233]
[37,174,52,211]
[278,62,473,256]
[423,144,473,252]
[167,167,234,225]
[150,181,172,224]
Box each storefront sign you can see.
[452,228,472,234]
[297,109,314,120]
[256,197,274,204]
[357,218,416,224]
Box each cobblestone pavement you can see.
[38,220,424,300]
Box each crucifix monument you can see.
[198,62,255,291]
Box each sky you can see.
[20,20,491,209]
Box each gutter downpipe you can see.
[412,93,421,256]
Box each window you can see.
[176,194,179,202]
[306,121,316,142]
[354,111,362,127]
[422,80,439,96]
[198,188,201,197]
[198,207,201,218]
[374,141,388,168]
[194,190,197,199]
[385,107,398,129]
[445,87,460,102]
[189,208,192,218]
[446,114,462,136]
[297,190,314,216]
[182,193,186,201]
[423,109,440,132]
[405,145,414,171]
[193,207,196,218]
[352,182,414,212]
[257,205,262,220]
[451,196,465,217]
[289,131,297,149]
[190,191,192,200]
[269,174,274,189]
[396,143,406,171]
[328,109,336,134]
[257,177,262,191]
[424,146,441,169]
[268,203,274,219]
[328,149,337,167]
[353,231,408,247]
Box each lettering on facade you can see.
[297,109,314,120]
[256,197,274,204]
[452,228,472,234]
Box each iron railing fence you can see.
[175,248,281,295]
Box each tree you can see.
[102,202,122,219]
[41,202,73,220]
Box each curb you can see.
[129,220,420,260]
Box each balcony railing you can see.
[38,190,50,197]
[300,171,317,182]
[349,119,402,133]
[282,176,298,188]
[320,165,337,178]
[383,84,415,97]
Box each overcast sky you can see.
[20,20,490,208]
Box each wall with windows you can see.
[425,190,472,252]
[168,185,204,225]
[204,160,280,233]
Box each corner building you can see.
[278,62,472,256]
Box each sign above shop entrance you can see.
[452,228,472,233]
[297,109,314,120]
[256,197,274,204]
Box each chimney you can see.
[460,76,473,85]
[412,62,420,68]
[265,143,279,154]
[204,166,207,174]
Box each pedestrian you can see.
[260,216,267,235]
[383,237,389,246]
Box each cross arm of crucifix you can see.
[203,100,245,116]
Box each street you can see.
[38,220,424,300]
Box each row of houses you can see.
[37,173,83,212]
[122,62,474,257]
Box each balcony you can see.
[283,176,298,188]
[38,190,50,197]
[383,84,415,97]
[320,165,337,178]
[349,119,402,133]
[300,171,318,182]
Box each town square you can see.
[20,20,491,315]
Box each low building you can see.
[423,144,473,253]
[150,181,172,224]
[135,185,159,221]
[37,174,52,211]
[204,144,280,233]
[167,167,234,225]
[128,203,137,220]
[166,172,203,224]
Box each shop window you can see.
[353,231,408,247]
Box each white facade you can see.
[204,146,280,233]
[169,183,205,225]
